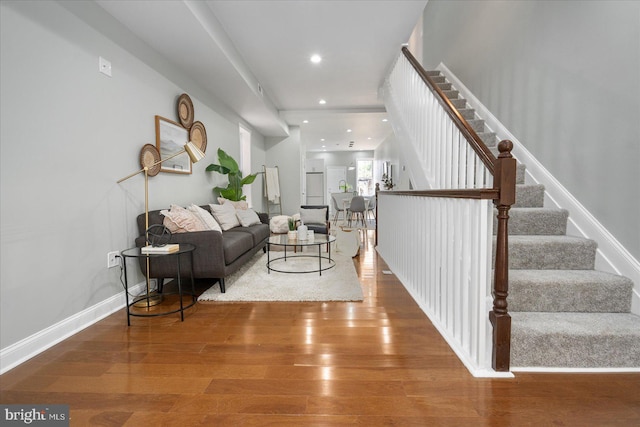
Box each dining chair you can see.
[347,196,366,227]
[366,195,376,222]
[331,195,345,225]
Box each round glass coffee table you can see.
[266,234,336,276]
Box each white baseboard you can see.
[0,282,145,375]
[437,63,640,315]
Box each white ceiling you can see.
[94,0,427,152]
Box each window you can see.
[356,159,374,196]
[239,125,252,207]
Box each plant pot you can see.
[287,230,297,240]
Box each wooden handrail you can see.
[381,188,499,200]
[401,47,496,174]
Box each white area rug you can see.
[198,251,363,302]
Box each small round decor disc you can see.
[177,93,194,129]
[189,121,207,153]
[139,144,161,177]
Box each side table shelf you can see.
[121,244,197,325]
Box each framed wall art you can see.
[155,115,191,174]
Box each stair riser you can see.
[511,334,640,368]
[496,239,597,270]
[515,185,545,208]
[458,108,476,120]
[494,209,568,235]
[510,312,640,368]
[449,98,466,109]
[509,283,632,312]
[466,119,485,133]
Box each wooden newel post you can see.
[490,140,516,372]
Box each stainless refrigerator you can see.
[306,172,324,205]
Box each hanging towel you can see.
[266,167,280,203]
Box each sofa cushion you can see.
[234,223,270,246]
[221,230,254,265]
[210,202,240,230]
[236,208,261,227]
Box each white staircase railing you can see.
[378,48,514,376]
[384,52,494,191]
[377,193,496,376]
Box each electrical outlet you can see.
[107,251,119,268]
[99,56,112,77]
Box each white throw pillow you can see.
[300,207,326,225]
[236,209,261,227]
[218,197,248,210]
[209,203,240,231]
[187,204,222,232]
[160,205,207,233]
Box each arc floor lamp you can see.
[117,141,205,307]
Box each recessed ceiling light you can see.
[346,129,352,133]
[321,145,326,148]
[310,54,322,64]
[320,138,325,141]
[319,99,326,105]
[367,137,372,140]
[302,120,309,124]
[382,118,388,122]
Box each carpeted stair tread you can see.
[515,184,545,207]
[495,207,568,235]
[499,235,597,270]
[511,312,640,368]
[508,270,633,312]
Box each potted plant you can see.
[287,217,298,240]
[205,148,258,201]
[381,173,395,190]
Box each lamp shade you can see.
[184,141,205,163]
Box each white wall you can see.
[306,150,375,193]
[0,1,265,353]
[265,128,301,216]
[374,134,411,191]
[421,0,640,261]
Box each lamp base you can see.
[133,291,163,308]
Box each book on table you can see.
[141,244,179,254]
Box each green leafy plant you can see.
[205,148,258,201]
[288,217,297,231]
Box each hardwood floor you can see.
[2,231,639,426]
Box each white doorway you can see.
[326,166,346,214]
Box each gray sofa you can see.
[135,205,269,293]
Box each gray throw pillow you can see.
[300,208,326,225]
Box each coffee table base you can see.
[267,254,335,275]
